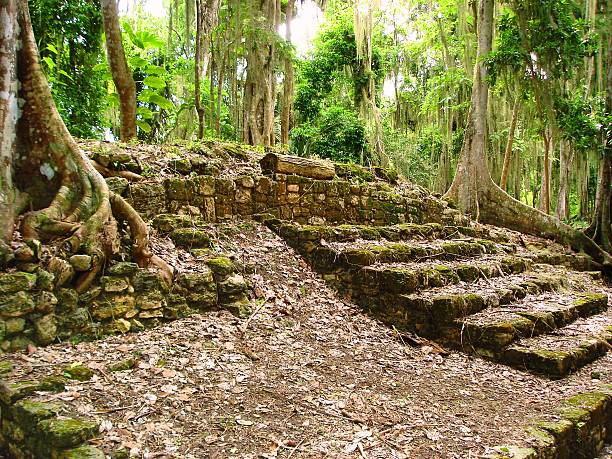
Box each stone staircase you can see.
[266,218,612,379]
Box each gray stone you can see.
[69,254,93,272]
[101,276,130,293]
[0,291,35,317]
[105,176,129,195]
[5,317,25,335]
[34,314,57,345]
[107,262,140,276]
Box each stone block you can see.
[0,272,37,295]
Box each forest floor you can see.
[3,221,612,459]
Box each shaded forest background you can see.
[31,0,610,225]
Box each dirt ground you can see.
[3,222,611,459]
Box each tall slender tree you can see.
[101,0,137,140]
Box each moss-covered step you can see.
[455,293,609,353]
[384,273,568,337]
[355,256,532,296]
[151,213,205,233]
[307,238,501,272]
[270,220,498,246]
[521,251,595,272]
[489,385,612,458]
[501,311,612,378]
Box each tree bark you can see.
[280,0,295,146]
[499,97,519,191]
[242,0,279,147]
[260,153,335,179]
[0,0,18,246]
[538,129,552,214]
[195,0,205,139]
[443,0,612,266]
[584,0,612,252]
[556,139,572,221]
[101,0,137,141]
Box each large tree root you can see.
[110,192,173,286]
[10,0,171,293]
[448,181,612,268]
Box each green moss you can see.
[525,426,556,448]
[39,418,98,448]
[359,227,381,240]
[39,375,68,392]
[0,272,37,294]
[59,445,106,459]
[206,257,235,277]
[170,228,212,248]
[107,358,136,372]
[563,391,609,412]
[535,419,573,440]
[341,249,376,266]
[107,262,139,276]
[0,380,41,404]
[334,162,375,183]
[151,214,195,232]
[0,360,13,375]
[63,363,94,381]
[13,400,61,429]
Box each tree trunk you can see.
[443,0,494,217]
[195,0,205,139]
[1,0,170,289]
[101,0,137,141]
[260,153,335,179]
[538,129,552,214]
[443,0,612,266]
[194,0,219,139]
[242,0,279,147]
[556,139,572,221]
[499,97,519,191]
[0,0,18,248]
[280,0,295,146]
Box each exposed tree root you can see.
[110,193,174,286]
[8,0,171,293]
[91,160,145,182]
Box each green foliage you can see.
[291,106,367,163]
[555,92,604,152]
[30,0,106,138]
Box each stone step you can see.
[454,292,609,353]
[267,219,506,247]
[356,271,567,337]
[353,256,532,297]
[501,310,612,378]
[308,238,506,271]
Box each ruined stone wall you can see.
[0,258,248,353]
[126,173,468,227]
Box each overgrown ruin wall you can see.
[125,173,469,227]
[0,258,248,352]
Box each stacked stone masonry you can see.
[126,173,469,227]
[0,258,249,353]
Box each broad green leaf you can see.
[143,75,166,89]
[129,56,149,68]
[137,106,154,119]
[136,120,152,132]
[149,94,174,110]
[46,44,59,55]
[138,89,156,102]
[58,69,74,81]
[146,65,166,75]
[92,63,107,71]
[42,56,56,70]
